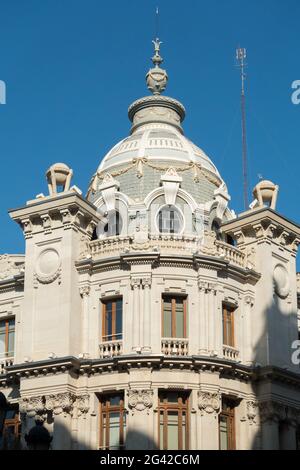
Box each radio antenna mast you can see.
[236,47,249,210]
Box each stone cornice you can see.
[75,252,260,284]
[9,192,100,239]
[3,355,300,392]
[221,208,300,254]
[0,273,24,294]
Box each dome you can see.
[87,39,228,211]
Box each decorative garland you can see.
[87,157,221,197]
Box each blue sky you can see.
[0,0,299,267]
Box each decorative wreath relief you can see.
[273,264,290,299]
[35,248,61,284]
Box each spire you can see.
[146,37,168,95]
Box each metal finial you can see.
[152,37,163,67]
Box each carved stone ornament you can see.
[198,391,220,415]
[19,396,45,419]
[273,264,290,299]
[259,401,286,423]
[161,167,182,206]
[79,235,91,260]
[128,389,153,413]
[246,400,259,424]
[45,393,75,416]
[0,254,23,281]
[34,248,61,285]
[200,231,217,256]
[77,394,90,416]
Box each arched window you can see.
[158,205,183,234]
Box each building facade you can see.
[1,40,300,450]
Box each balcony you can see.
[88,233,248,269]
[0,357,14,375]
[223,345,240,361]
[161,338,189,356]
[99,340,123,358]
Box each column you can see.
[80,286,90,357]
[142,276,152,352]
[243,296,254,365]
[198,391,220,449]
[131,277,141,351]
[76,394,90,449]
[125,388,155,450]
[207,285,217,355]
[260,402,280,450]
[45,393,75,450]
[198,282,207,354]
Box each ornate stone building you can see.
[0,40,300,450]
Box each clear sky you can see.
[0,0,299,267]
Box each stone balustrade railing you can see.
[99,341,123,358]
[161,338,189,356]
[215,240,246,268]
[223,345,240,361]
[89,233,247,269]
[0,357,14,375]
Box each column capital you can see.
[79,285,90,297]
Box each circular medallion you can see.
[273,264,290,299]
[35,249,61,284]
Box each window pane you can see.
[109,412,120,449]
[167,392,179,403]
[175,301,184,338]
[115,300,123,340]
[109,395,122,406]
[163,300,172,337]
[167,411,178,450]
[105,302,112,340]
[219,416,228,450]
[7,331,14,356]
[159,412,164,449]
[0,332,5,356]
[0,321,5,333]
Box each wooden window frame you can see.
[0,318,15,358]
[161,295,187,339]
[158,391,189,450]
[101,298,123,342]
[222,304,235,347]
[219,398,236,450]
[99,394,125,450]
[1,409,21,450]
